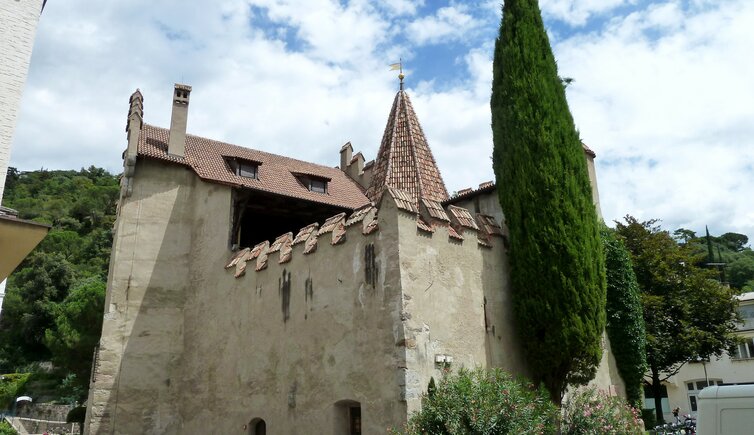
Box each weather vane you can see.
[389,59,404,90]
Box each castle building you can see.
[85,81,623,434]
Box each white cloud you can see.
[8,0,754,240]
[407,5,481,45]
[380,0,425,16]
[539,0,634,26]
[248,0,390,63]
[555,0,754,235]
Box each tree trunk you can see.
[651,368,664,423]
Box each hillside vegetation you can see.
[0,167,118,404]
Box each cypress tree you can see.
[706,225,714,263]
[491,0,606,403]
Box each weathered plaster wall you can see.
[394,209,528,414]
[0,0,43,204]
[86,160,195,434]
[178,177,408,434]
[448,184,627,401]
[89,159,412,434]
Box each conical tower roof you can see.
[366,90,449,206]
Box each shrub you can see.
[562,387,644,434]
[0,420,17,435]
[0,373,31,408]
[396,368,558,434]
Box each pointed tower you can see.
[366,81,449,207]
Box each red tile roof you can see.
[366,91,449,206]
[137,124,370,209]
[420,198,450,222]
[447,205,479,231]
[444,181,497,205]
[384,187,418,214]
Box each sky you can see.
[10,0,754,240]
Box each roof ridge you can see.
[402,92,426,205]
[142,123,345,174]
[137,123,369,210]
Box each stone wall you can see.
[393,196,528,415]
[86,160,195,434]
[15,403,75,422]
[177,177,407,434]
[0,0,43,204]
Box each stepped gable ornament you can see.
[366,67,449,208]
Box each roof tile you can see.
[476,214,503,237]
[345,204,376,227]
[420,198,449,222]
[385,187,418,213]
[447,205,479,231]
[318,212,347,236]
[447,225,464,240]
[416,216,434,233]
[138,124,369,210]
[365,91,449,207]
[293,223,318,245]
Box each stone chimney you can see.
[125,89,143,159]
[121,89,144,198]
[168,84,191,158]
[340,142,353,170]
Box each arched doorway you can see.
[248,418,266,435]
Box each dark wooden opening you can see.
[231,188,349,249]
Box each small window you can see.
[733,337,754,359]
[309,178,327,193]
[292,173,329,194]
[226,157,260,180]
[238,162,258,179]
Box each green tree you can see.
[615,216,740,423]
[44,278,106,400]
[0,167,116,401]
[720,232,749,252]
[491,0,606,402]
[728,253,754,291]
[0,252,77,366]
[601,227,647,408]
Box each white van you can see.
[697,385,754,434]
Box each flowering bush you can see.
[396,368,558,434]
[561,387,644,434]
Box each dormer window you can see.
[292,172,330,194]
[238,162,258,179]
[226,157,260,180]
[309,178,327,193]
